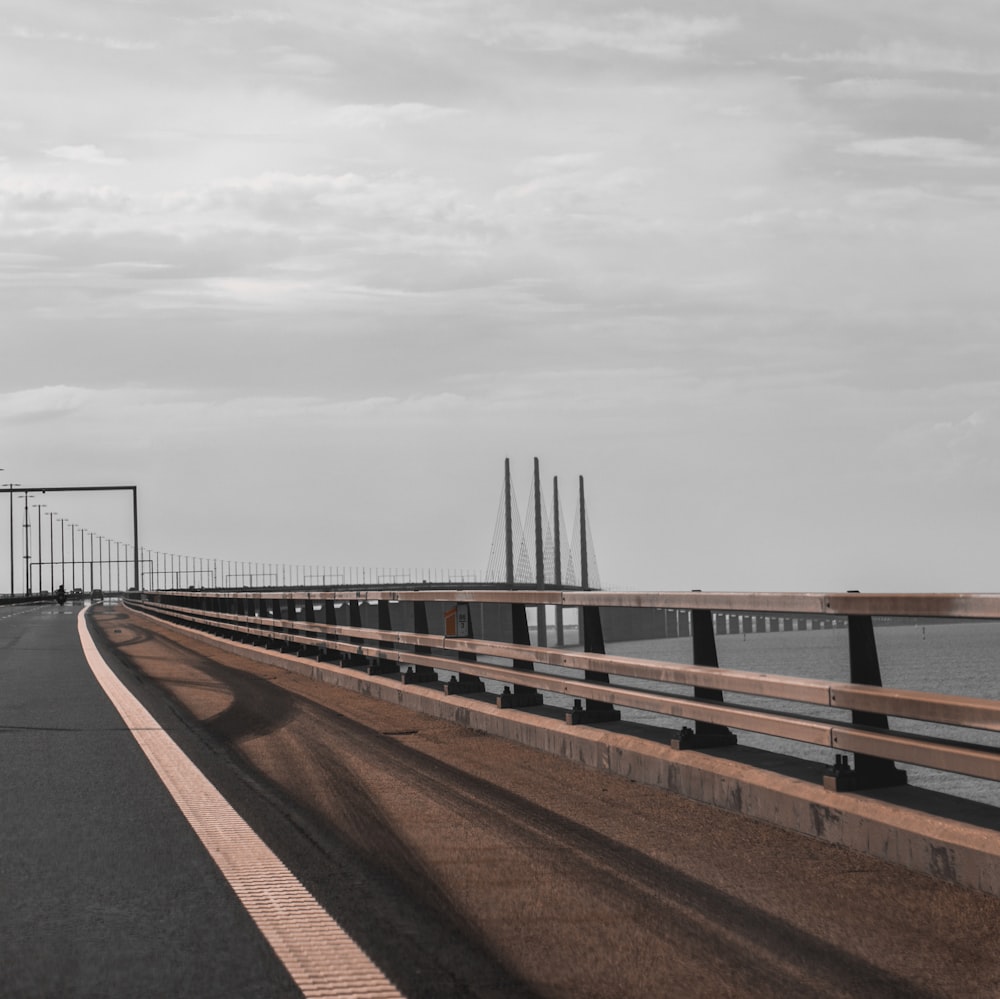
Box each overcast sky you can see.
[2,1,999,593]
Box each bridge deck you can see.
[5,601,1000,997]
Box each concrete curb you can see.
[126,608,1000,897]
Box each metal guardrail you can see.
[125,588,1000,794]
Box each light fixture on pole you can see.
[3,479,20,596]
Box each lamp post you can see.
[47,510,57,593]
[34,503,45,594]
[3,480,19,596]
[23,493,31,595]
[70,524,77,591]
[59,518,66,588]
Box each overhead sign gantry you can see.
[1,485,138,595]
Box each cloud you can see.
[841,135,998,166]
[197,10,292,25]
[326,102,464,128]
[44,144,127,166]
[0,385,97,422]
[0,173,132,214]
[481,11,739,58]
[9,25,154,51]
[826,77,987,100]
[261,46,335,77]
[797,38,1000,76]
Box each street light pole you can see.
[34,503,45,594]
[70,524,76,591]
[47,510,56,593]
[59,517,66,588]
[23,493,30,595]
[3,481,19,596]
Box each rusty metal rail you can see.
[125,588,1000,794]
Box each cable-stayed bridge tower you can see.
[484,456,601,597]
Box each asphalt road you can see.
[4,601,1000,998]
[0,602,300,998]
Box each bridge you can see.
[3,465,1000,996]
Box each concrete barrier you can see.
[127,604,1000,899]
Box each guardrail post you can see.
[233,594,246,641]
[825,605,907,791]
[347,599,366,668]
[259,596,275,648]
[445,604,487,695]
[367,599,397,676]
[296,596,316,658]
[273,596,285,648]
[402,601,437,684]
[495,602,542,707]
[566,606,621,724]
[248,595,261,645]
[671,606,737,750]
[317,599,337,662]
[220,594,236,639]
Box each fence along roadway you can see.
[133,588,1000,794]
[91,600,1000,997]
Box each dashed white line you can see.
[77,608,405,999]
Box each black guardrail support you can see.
[566,605,621,725]
[496,602,542,707]
[671,604,737,750]
[445,603,487,696]
[824,599,907,791]
[402,601,438,684]
[367,599,398,676]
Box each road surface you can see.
[3,601,1000,997]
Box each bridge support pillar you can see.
[671,605,737,750]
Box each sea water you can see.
[604,620,1000,808]
[485,618,1000,806]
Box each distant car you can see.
[91,589,104,602]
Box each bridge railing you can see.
[124,588,1000,794]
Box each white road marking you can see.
[77,608,405,999]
